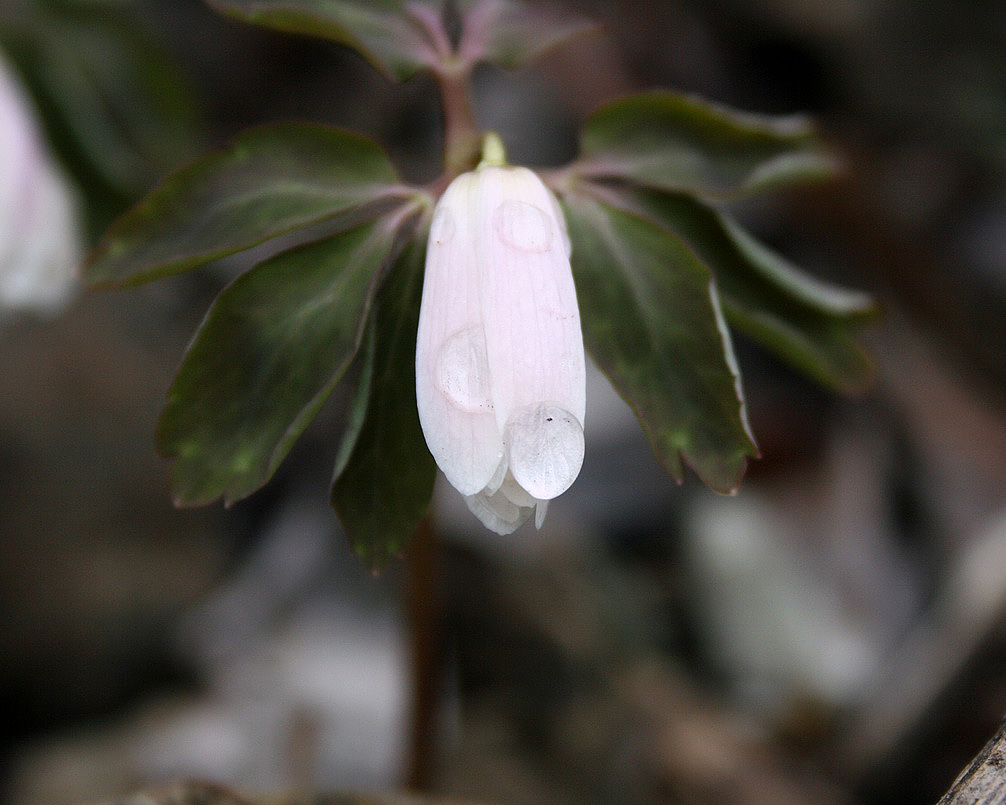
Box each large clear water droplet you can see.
[435,325,493,413]
[494,200,553,252]
[505,403,584,499]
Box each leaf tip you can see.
[677,441,758,497]
[346,536,401,575]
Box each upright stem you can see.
[435,62,482,180]
[407,0,480,182]
[403,515,442,792]
[401,11,476,794]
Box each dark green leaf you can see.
[86,123,403,286]
[606,188,876,392]
[31,10,197,192]
[562,193,758,493]
[578,90,838,199]
[205,0,441,80]
[331,234,435,569]
[0,1,201,231]
[158,214,405,506]
[456,0,599,69]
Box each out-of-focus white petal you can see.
[417,164,586,535]
[0,53,81,318]
[0,161,81,314]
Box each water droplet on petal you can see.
[436,325,493,413]
[430,204,455,245]
[494,200,553,252]
[505,403,584,500]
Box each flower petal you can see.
[416,175,503,496]
[465,488,533,535]
[534,499,548,530]
[476,167,586,434]
[417,164,587,527]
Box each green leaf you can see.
[578,90,838,199]
[158,214,406,506]
[605,188,876,392]
[456,0,599,69]
[31,8,197,192]
[0,1,201,230]
[205,0,441,81]
[331,234,435,570]
[86,123,403,286]
[562,193,758,493]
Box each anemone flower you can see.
[416,147,585,534]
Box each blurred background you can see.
[2,0,1006,802]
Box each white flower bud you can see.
[416,165,586,534]
[0,54,81,318]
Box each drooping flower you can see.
[0,53,80,318]
[416,154,586,534]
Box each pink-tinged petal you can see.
[417,163,586,532]
[477,167,586,431]
[416,174,503,496]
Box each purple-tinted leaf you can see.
[159,212,409,507]
[578,90,838,199]
[331,232,435,570]
[457,0,599,69]
[598,186,877,393]
[205,0,444,80]
[562,192,758,494]
[87,123,404,286]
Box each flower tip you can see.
[465,489,526,535]
[534,500,548,530]
[478,131,508,169]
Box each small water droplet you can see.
[435,325,493,413]
[430,204,455,245]
[494,200,553,252]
